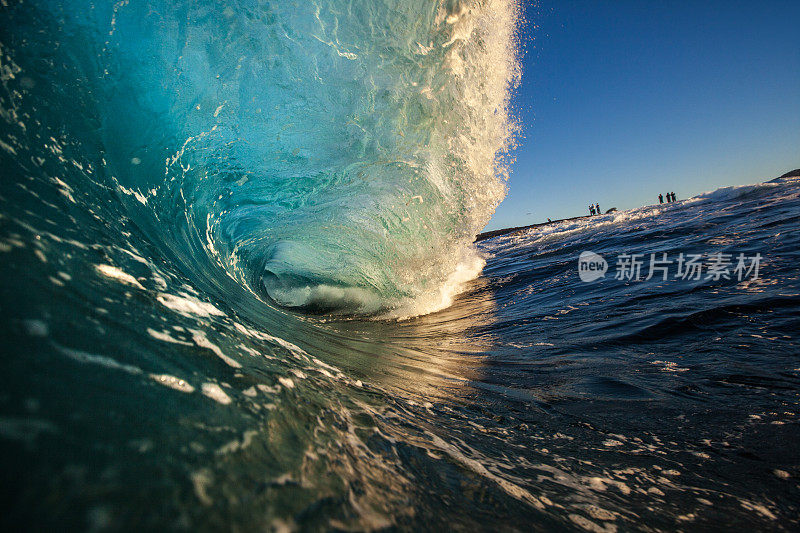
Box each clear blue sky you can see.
[486,0,800,231]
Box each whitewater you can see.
[2,0,800,530]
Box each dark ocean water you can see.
[3,174,800,531]
[2,1,800,531]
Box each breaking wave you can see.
[0,0,521,318]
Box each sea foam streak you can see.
[25,0,521,317]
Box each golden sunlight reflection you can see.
[309,276,499,402]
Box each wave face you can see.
[7,0,519,316]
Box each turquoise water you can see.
[2,1,800,530]
[1,0,518,317]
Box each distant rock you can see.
[776,168,800,179]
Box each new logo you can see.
[578,251,608,282]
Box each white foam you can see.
[150,374,195,393]
[157,293,224,318]
[233,322,308,358]
[190,329,241,368]
[147,328,192,345]
[278,376,295,389]
[428,433,545,510]
[266,282,384,315]
[201,383,232,405]
[385,249,485,320]
[95,264,145,290]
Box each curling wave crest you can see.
[22,0,521,317]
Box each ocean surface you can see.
[2,1,800,531]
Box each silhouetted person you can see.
[589,205,595,216]
[670,192,676,202]
[659,193,664,204]
[547,218,552,223]
[596,203,601,214]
